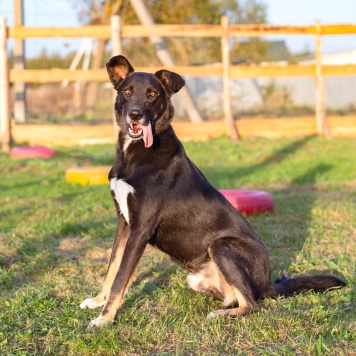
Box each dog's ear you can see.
[155,70,185,96]
[106,55,134,89]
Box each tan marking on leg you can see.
[88,249,140,328]
[187,260,236,303]
[208,287,256,319]
[80,230,129,310]
[87,273,136,328]
[221,290,237,308]
[186,261,221,294]
[98,242,126,295]
[206,245,257,318]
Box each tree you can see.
[71,0,267,26]
[234,0,267,24]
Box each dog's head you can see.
[106,55,185,148]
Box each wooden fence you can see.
[1,16,356,151]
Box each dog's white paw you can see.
[87,316,111,329]
[208,309,229,319]
[80,298,105,309]
[207,310,220,320]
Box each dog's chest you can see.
[110,179,135,224]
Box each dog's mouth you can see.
[127,122,153,148]
[128,123,143,138]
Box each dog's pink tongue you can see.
[142,122,153,148]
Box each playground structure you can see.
[2,18,356,151]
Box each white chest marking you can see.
[123,137,133,153]
[110,179,135,224]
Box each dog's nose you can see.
[128,109,144,121]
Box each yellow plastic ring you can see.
[65,166,111,185]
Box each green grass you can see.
[0,135,355,355]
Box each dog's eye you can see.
[149,92,156,97]
[124,89,131,95]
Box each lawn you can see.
[0,135,355,355]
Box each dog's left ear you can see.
[155,70,185,96]
[106,55,135,89]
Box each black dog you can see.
[80,55,345,328]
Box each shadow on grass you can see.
[203,135,315,186]
[0,176,58,194]
[194,136,329,272]
[57,146,115,166]
[265,163,332,276]
[0,180,113,279]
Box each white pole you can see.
[62,38,90,87]
[82,39,93,70]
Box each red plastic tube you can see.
[11,146,56,159]
[219,189,274,215]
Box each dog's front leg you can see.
[80,216,129,310]
[88,230,149,328]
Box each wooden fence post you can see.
[111,15,122,138]
[13,0,27,123]
[315,20,331,137]
[221,16,239,142]
[0,17,11,153]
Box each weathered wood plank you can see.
[10,64,356,83]
[9,23,356,40]
[228,24,316,36]
[321,24,356,35]
[10,69,107,82]
[12,117,356,147]
[323,65,356,76]
[8,26,111,39]
[122,24,222,37]
[229,65,316,78]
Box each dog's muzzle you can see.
[126,109,154,148]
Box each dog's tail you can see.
[264,275,346,298]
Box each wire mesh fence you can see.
[7,30,356,125]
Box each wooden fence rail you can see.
[8,23,356,38]
[1,17,356,150]
[9,64,356,83]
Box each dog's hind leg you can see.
[207,237,259,319]
[80,216,130,310]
